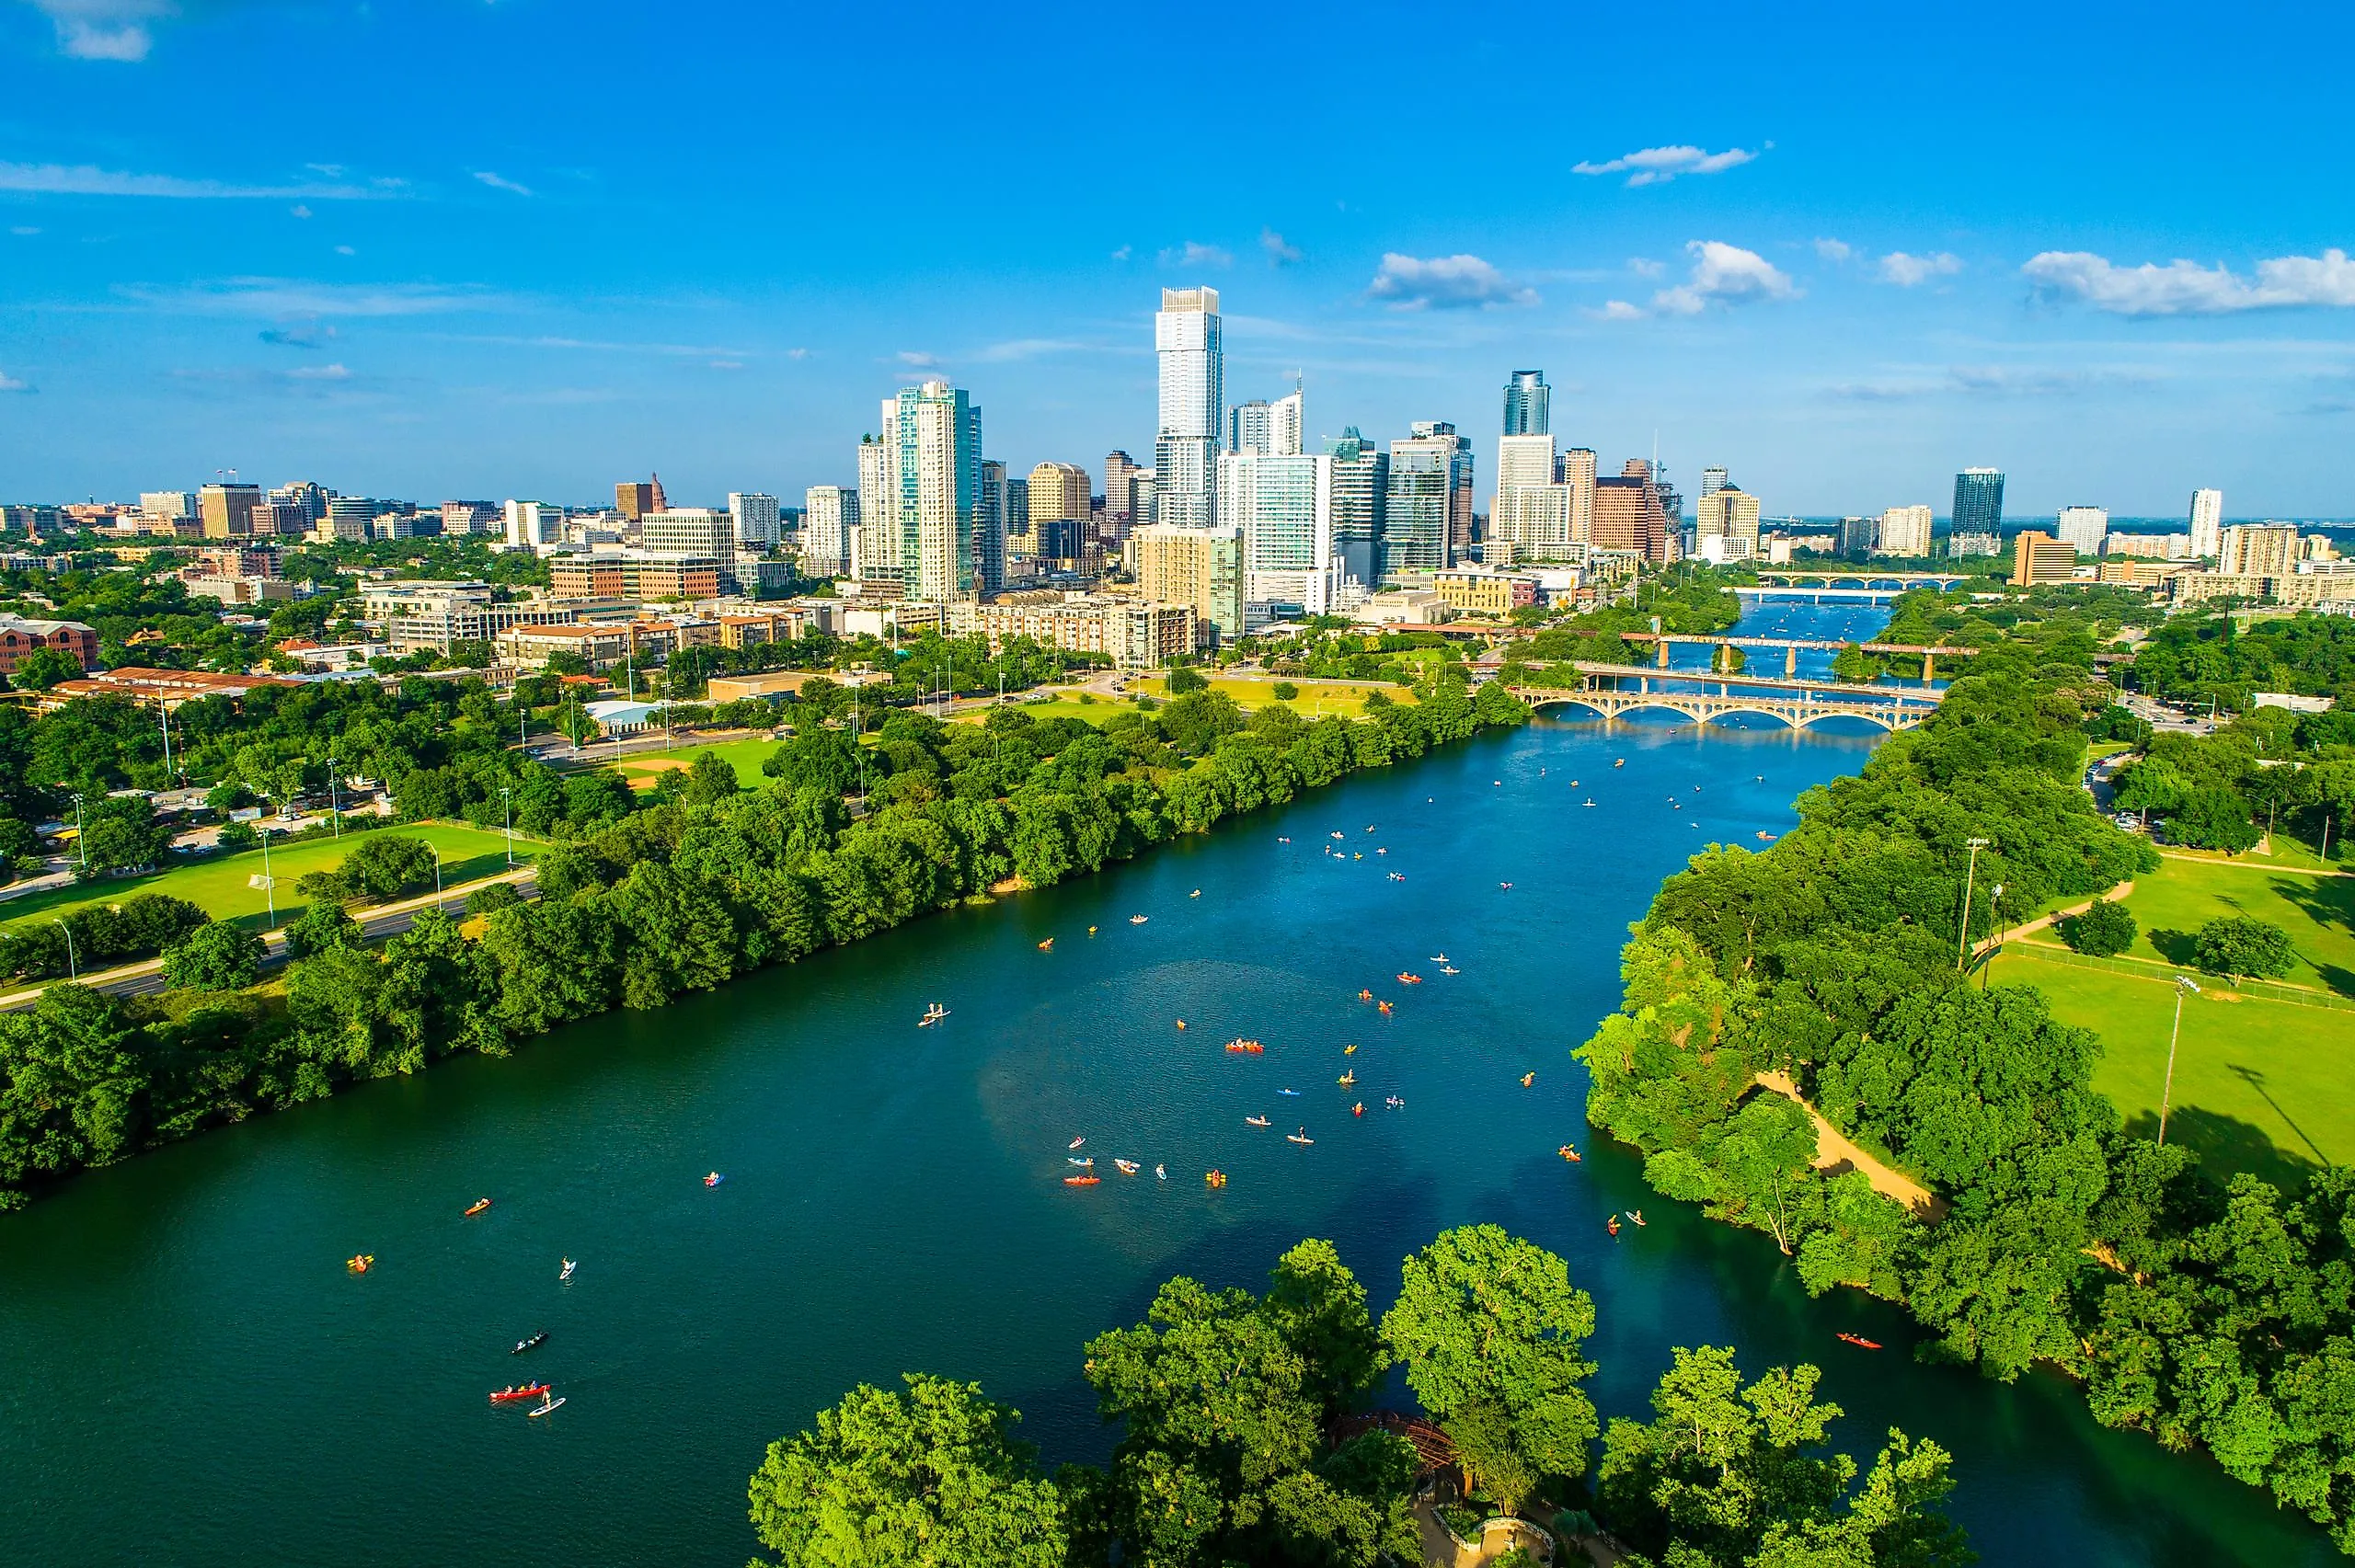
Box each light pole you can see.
[433,844,444,912]
[258,823,277,924]
[52,918,75,980]
[72,791,87,874]
[327,744,341,839]
[500,784,515,867]
[1981,884,2005,989]
[2156,975,2202,1146]
[1956,837,1990,969]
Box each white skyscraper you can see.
[1269,383,1304,457]
[1219,451,1339,624]
[2056,505,2109,555]
[893,380,982,601]
[802,486,856,578]
[1876,505,1934,557]
[1155,287,1223,529]
[502,499,562,550]
[2189,488,2224,559]
[855,406,901,588]
[728,491,781,550]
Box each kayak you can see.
[490,1383,550,1403]
[1063,1174,1101,1187]
[512,1332,546,1355]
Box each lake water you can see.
[0,601,2329,1567]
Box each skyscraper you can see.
[1228,399,1272,456]
[1877,505,1934,557]
[729,492,781,550]
[1559,448,1597,544]
[1501,370,1549,437]
[1591,461,1668,560]
[1700,466,1729,502]
[1385,424,1472,574]
[2189,487,2224,559]
[895,381,982,601]
[1952,468,2005,540]
[1269,383,1304,457]
[1694,487,1763,559]
[1102,450,1140,529]
[1220,452,1338,622]
[1135,522,1243,644]
[1327,429,1386,589]
[856,413,901,589]
[1155,287,1222,529]
[977,461,1008,594]
[615,481,656,521]
[802,486,856,578]
[199,482,260,539]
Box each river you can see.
[0,601,2331,1567]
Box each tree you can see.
[2193,915,2296,979]
[1271,681,1300,701]
[10,645,85,691]
[2166,787,2259,853]
[297,833,439,903]
[161,920,266,991]
[1165,665,1209,695]
[678,750,742,806]
[1380,1225,1599,1503]
[282,898,361,958]
[2057,897,2135,957]
[0,985,148,1207]
[1597,1347,1974,1568]
[745,1374,1068,1568]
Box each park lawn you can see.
[1130,675,1417,719]
[2085,853,2355,997]
[604,737,781,792]
[1991,947,2355,1186]
[0,822,533,937]
[953,697,1116,727]
[2160,834,2344,874]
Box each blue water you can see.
[0,602,2328,1566]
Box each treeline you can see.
[2111,702,2355,855]
[1575,627,2355,1551]
[0,678,1529,1209]
[2133,611,2355,709]
[744,1227,1972,1568]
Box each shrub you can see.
[162,921,268,991]
[2194,916,2296,979]
[1271,681,1300,701]
[2058,897,2136,956]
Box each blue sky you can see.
[3,1,2352,520]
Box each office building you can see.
[1948,532,2002,558]
[141,490,196,528]
[1591,460,1669,562]
[1028,461,1091,534]
[977,462,1009,593]
[1135,521,1244,644]
[615,480,664,521]
[893,381,982,601]
[1268,384,1304,458]
[1003,475,1032,572]
[1220,452,1339,622]
[946,594,1195,670]
[199,483,262,539]
[2056,506,2109,555]
[2220,523,2301,579]
[2010,531,2078,586]
[1700,466,1729,502]
[1432,567,1539,618]
[1835,516,1878,556]
[1501,370,1549,437]
[1124,470,1152,532]
[1559,448,1598,545]
[442,500,500,535]
[800,486,856,578]
[2189,488,2225,559]
[270,481,330,526]
[1877,504,1934,557]
[728,492,781,550]
[1384,426,1467,575]
[1154,287,1222,529]
[325,496,377,542]
[1103,451,1140,529]
[503,499,564,550]
[2105,532,2194,561]
[1229,399,1272,456]
[641,508,734,558]
[1327,429,1386,588]
[1694,486,1763,560]
[1952,468,2005,540]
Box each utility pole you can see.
[52,918,75,980]
[327,744,341,839]
[1956,836,1990,969]
[2156,975,2202,1145]
[259,823,277,924]
[72,791,87,874]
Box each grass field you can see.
[1991,948,2355,1185]
[1127,675,1417,719]
[0,822,533,936]
[603,737,781,792]
[2056,853,2355,997]
[955,697,1116,727]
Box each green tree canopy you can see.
[2193,915,2297,979]
[160,920,266,990]
[2057,897,2135,957]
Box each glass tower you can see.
[1501,370,1549,437]
[1952,468,2005,538]
[1155,288,1223,529]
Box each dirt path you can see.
[1753,1071,1947,1222]
[1976,880,2133,955]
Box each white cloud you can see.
[333,244,355,256]
[1573,143,1763,188]
[10,226,39,236]
[286,362,350,381]
[0,369,32,393]
[1827,363,2160,400]
[895,350,940,369]
[1159,240,1233,269]
[783,347,810,361]
[1110,245,1132,262]
[1366,252,1538,310]
[1589,300,1648,322]
[2022,248,2355,315]
[288,203,311,220]
[31,0,174,62]
[708,360,744,371]
[1626,257,1665,279]
[472,170,533,197]
[1260,227,1303,266]
[1649,240,1799,315]
[1878,250,1962,286]
[0,160,371,200]
[1813,238,1853,263]
[305,164,346,178]
[974,338,1088,362]
[131,278,508,317]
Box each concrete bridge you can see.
[1618,631,1957,681]
[1753,570,1977,589]
[1512,664,1945,732]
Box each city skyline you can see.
[2,1,2352,515]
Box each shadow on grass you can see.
[2118,1104,2320,1189]
[2148,928,2199,967]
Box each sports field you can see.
[0,822,533,935]
[603,738,781,792]
[1127,675,1416,719]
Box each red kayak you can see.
[1063,1175,1100,1186]
[489,1383,550,1403]
[1836,1333,1882,1351]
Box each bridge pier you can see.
[1923,652,1935,685]
[1655,639,1671,669]
[1784,645,1798,677]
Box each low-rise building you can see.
[42,665,293,709]
[705,669,889,703]
[1350,590,1449,626]
[1430,567,1537,618]
[0,614,99,674]
[548,554,732,601]
[842,601,947,639]
[2010,530,2078,587]
[363,579,586,653]
[497,622,642,670]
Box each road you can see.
[0,865,538,1013]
